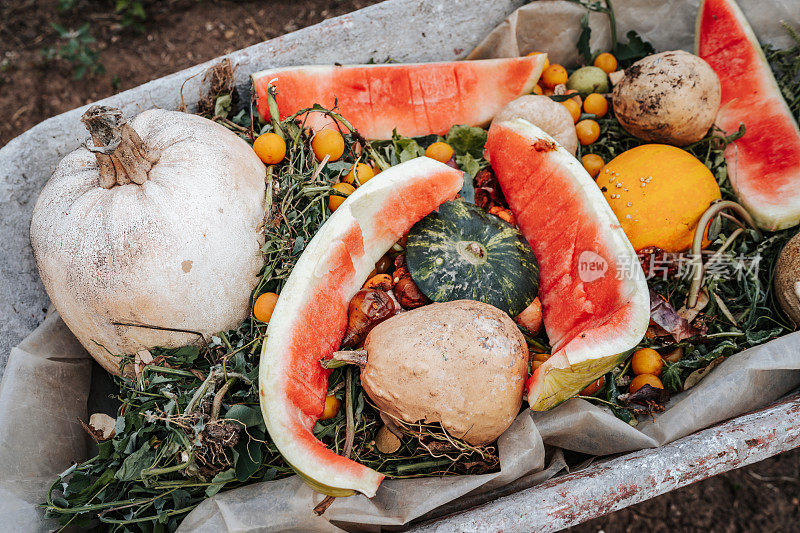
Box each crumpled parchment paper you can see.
[0,312,91,532]
[467,0,800,66]
[2,1,800,531]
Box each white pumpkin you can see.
[30,106,266,374]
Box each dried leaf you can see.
[79,413,116,442]
[90,413,116,440]
[650,289,696,341]
[683,356,725,390]
[677,289,709,324]
[133,349,153,379]
[623,384,670,406]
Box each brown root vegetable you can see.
[393,276,430,309]
[341,289,396,348]
[363,273,393,291]
[493,95,579,155]
[612,51,721,146]
[374,425,402,454]
[391,254,430,309]
[774,232,800,327]
[342,300,529,445]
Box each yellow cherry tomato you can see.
[328,182,355,211]
[581,154,605,178]
[562,99,581,123]
[629,373,664,394]
[533,84,544,95]
[594,52,618,74]
[541,64,568,89]
[253,292,279,322]
[583,93,609,118]
[320,395,341,420]
[425,141,455,163]
[576,119,601,145]
[631,347,664,376]
[343,163,375,186]
[312,129,345,162]
[252,132,286,165]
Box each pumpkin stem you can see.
[321,349,368,369]
[81,105,157,189]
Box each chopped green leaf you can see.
[205,469,236,497]
[445,125,487,159]
[115,442,153,482]
[577,11,592,64]
[615,30,655,65]
[225,404,264,428]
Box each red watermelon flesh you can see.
[252,56,546,140]
[486,119,650,410]
[697,0,800,231]
[259,157,462,497]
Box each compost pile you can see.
[40,0,800,530]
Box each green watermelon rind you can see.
[406,199,540,317]
[527,349,634,411]
[259,157,463,498]
[251,55,547,140]
[486,119,650,412]
[695,0,800,231]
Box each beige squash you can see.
[30,106,266,374]
[358,300,529,445]
[493,95,579,155]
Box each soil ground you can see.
[2,1,799,531]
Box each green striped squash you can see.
[406,199,539,316]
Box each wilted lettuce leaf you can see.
[445,125,488,159]
[392,130,425,162]
[456,153,487,180]
[615,30,655,65]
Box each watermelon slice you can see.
[696,0,800,231]
[259,157,462,497]
[252,56,547,140]
[485,119,650,411]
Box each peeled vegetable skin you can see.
[30,108,266,374]
[361,300,528,446]
[697,0,800,231]
[258,157,463,498]
[486,119,649,410]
